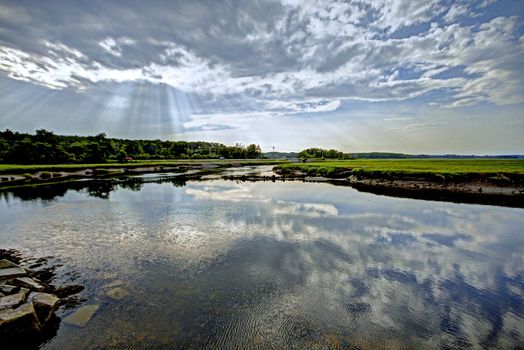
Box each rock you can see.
[106,287,128,300]
[29,292,59,323]
[101,279,125,289]
[0,284,19,295]
[63,304,99,327]
[12,277,44,291]
[0,292,3,297]
[0,302,41,336]
[53,284,84,298]
[0,291,27,310]
[0,267,27,281]
[0,259,19,269]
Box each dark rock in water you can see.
[0,291,27,309]
[0,302,42,335]
[29,292,59,323]
[11,277,45,291]
[53,284,84,298]
[0,251,22,265]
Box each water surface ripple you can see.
[0,171,523,349]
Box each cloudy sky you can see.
[0,0,523,153]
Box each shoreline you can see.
[0,160,283,190]
[0,249,84,348]
[0,162,523,208]
[272,164,524,208]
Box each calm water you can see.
[0,168,523,349]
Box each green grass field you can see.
[0,159,286,174]
[275,159,524,177]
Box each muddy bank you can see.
[0,161,279,189]
[272,168,524,208]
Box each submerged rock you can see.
[63,304,99,327]
[12,277,45,291]
[29,292,59,323]
[101,279,125,289]
[53,284,84,298]
[106,287,128,300]
[0,302,42,336]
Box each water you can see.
[0,168,523,349]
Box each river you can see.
[1,166,523,349]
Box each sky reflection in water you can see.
[0,175,523,349]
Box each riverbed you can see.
[1,166,523,349]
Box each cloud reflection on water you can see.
[0,178,523,348]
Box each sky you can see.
[0,0,523,154]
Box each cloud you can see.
[99,37,121,56]
[0,0,522,118]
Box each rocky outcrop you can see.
[0,259,57,339]
[0,251,84,346]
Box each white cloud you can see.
[0,0,521,114]
[99,37,122,56]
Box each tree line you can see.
[0,129,262,164]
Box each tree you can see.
[246,144,262,158]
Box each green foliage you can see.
[298,148,353,159]
[0,129,263,164]
[276,159,524,176]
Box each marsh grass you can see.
[276,159,524,177]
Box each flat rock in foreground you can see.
[0,267,27,281]
[11,277,45,291]
[0,259,20,269]
[29,292,59,323]
[0,291,27,309]
[0,302,42,336]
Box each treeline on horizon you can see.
[0,130,521,165]
[0,129,262,164]
[297,148,524,159]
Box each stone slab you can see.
[29,292,59,323]
[0,267,27,281]
[63,304,99,327]
[0,259,19,269]
[106,287,128,300]
[12,277,44,291]
[0,292,26,309]
[0,284,18,294]
[0,302,41,335]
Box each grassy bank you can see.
[275,159,524,178]
[0,159,287,174]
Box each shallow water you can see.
[0,168,523,349]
